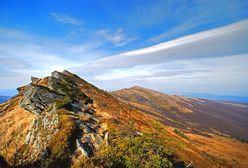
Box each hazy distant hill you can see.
[112,86,248,141]
[183,93,248,103]
[0,95,10,103]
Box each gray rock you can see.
[25,111,59,160]
[31,76,40,84]
[21,85,64,114]
[80,124,92,133]
[40,149,49,160]
[71,102,82,112]
[21,70,108,160]
[76,139,94,157]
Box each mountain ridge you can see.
[112,86,248,141]
[0,70,247,167]
[0,70,192,167]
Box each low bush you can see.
[84,97,93,104]
[90,122,176,168]
[174,128,188,140]
[54,97,70,109]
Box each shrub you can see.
[54,97,70,109]
[84,97,93,104]
[91,122,174,168]
[174,128,188,140]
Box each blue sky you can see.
[0,0,248,97]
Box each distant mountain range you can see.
[183,93,248,103]
[0,95,11,103]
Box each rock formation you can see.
[15,70,108,165]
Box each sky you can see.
[0,0,248,97]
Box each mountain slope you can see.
[112,86,248,167]
[0,71,108,167]
[112,86,248,141]
[0,71,241,168]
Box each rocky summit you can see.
[0,70,109,167]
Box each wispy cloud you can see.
[148,0,248,43]
[96,28,137,46]
[71,20,248,95]
[75,19,248,71]
[149,19,208,43]
[94,65,210,81]
[127,0,183,27]
[0,58,31,69]
[50,12,82,26]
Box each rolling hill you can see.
[112,86,248,167]
[112,86,248,141]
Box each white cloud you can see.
[71,20,248,96]
[72,19,248,72]
[149,19,208,43]
[94,66,155,80]
[0,58,31,69]
[76,55,248,96]
[50,12,82,26]
[0,28,107,90]
[96,28,137,46]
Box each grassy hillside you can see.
[0,71,243,167]
[112,86,248,167]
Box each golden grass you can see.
[36,77,49,87]
[0,105,35,163]
[44,109,78,167]
[111,87,194,114]
[187,133,248,167]
[79,115,90,122]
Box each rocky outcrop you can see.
[74,106,108,157]
[25,110,59,160]
[18,71,108,163]
[20,85,64,115]
[31,76,40,84]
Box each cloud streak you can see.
[72,19,248,73]
[96,28,137,46]
[50,12,82,26]
[0,58,31,69]
[148,0,248,43]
